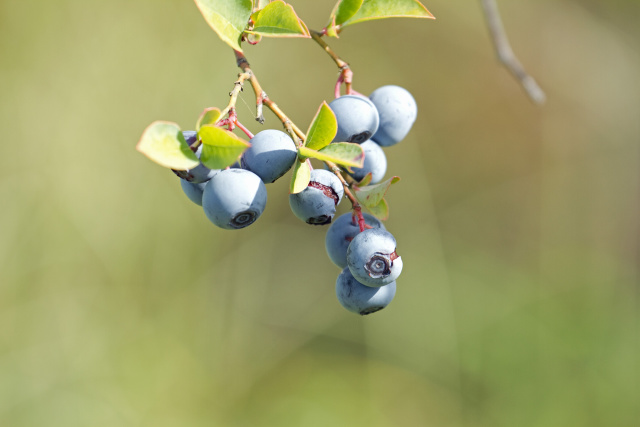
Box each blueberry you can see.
[241,130,297,183]
[202,169,267,230]
[369,85,417,147]
[173,131,219,183]
[180,179,207,206]
[329,95,379,144]
[325,213,385,269]
[289,169,344,225]
[348,139,387,184]
[335,267,396,315]
[346,228,403,287]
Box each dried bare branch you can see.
[480,0,546,104]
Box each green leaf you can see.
[196,107,222,131]
[256,0,271,9]
[298,143,364,168]
[247,1,310,38]
[305,101,337,151]
[290,159,311,194]
[326,16,339,37]
[356,172,373,187]
[194,0,253,51]
[354,176,400,208]
[198,125,250,169]
[364,198,389,220]
[328,0,364,28]
[340,0,434,28]
[137,121,199,170]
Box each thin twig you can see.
[235,50,306,140]
[310,30,353,96]
[310,30,348,69]
[479,0,546,104]
[218,72,252,120]
[233,49,362,215]
[326,160,365,231]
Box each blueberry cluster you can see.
[176,85,416,315]
[177,128,297,229]
[323,86,414,314]
[328,85,417,185]
[325,214,401,315]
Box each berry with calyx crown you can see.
[289,169,344,225]
[202,169,267,230]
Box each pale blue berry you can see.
[329,95,379,144]
[180,179,207,206]
[289,169,344,225]
[369,85,417,147]
[202,169,267,230]
[346,228,403,287]
[325,213,385,268]
[242,130,297,183]
[335,268,396,315]
[349,139,387,184]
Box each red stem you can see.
[352,207,366,232]
[234,118,254,139]
[335,74,344,98]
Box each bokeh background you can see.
[1,0,638,426]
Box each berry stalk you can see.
[325,160,366,232]
[232,50,364,228]
[310,30,354,96]
[234,50,306,141]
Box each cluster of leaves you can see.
[137,99,396,218]
[194,0,433,50]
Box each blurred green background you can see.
[1,0,638,426]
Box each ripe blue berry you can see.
[202,169,267,230]
[335,267,396,315]
[241,129,297,183]
[180,179,207,206]
[173,131,219,183]
[329,95,380,144]
[325,213,385,269]
[346,228,403,287]
[348,139,387,184]
[369,85,417,147]
[289,169,344,225]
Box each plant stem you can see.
[218,72,252,122]
[479,0,546,104]
[310,30,353,96]
[234,118,254,139]
[326,160,365,231]
[310,30,348,69]
[234,50,306,140]
[233,49,363,221]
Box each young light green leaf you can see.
[256,0,271,10]
[328,0,364,28]
[364,198,389,220]
[137,121,199,170]
[247,1,310,38]
[305,101,337,151]
[326,16,339,38]
[298,143,364,168]
[356,172,373,187]
[194,0,253,51]
[196,107,222,131]
[198,125,250,169]
[354,176,400,208]
[340,0,434,28]
[290,159,311,194]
